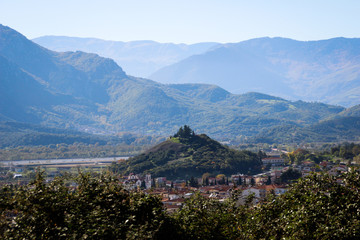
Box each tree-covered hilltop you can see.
[111,126,262,179]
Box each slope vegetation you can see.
[111,126,262,178]
[0,24,357,144]
[251,117,360,144]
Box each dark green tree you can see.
[265,175,272,185]
[246,171,360,239]
[0,172,176,239]
[189,176,198,188]
[238,177,242,186]
[141,180,146,189]
[173,191,248,240]
[250,178,255,186]
[173,125,195,140]
[280,168,302,184]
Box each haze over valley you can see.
[34,36,360,107]
[2,24,360,146]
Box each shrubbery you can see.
[1,170,360,239]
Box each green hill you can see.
[251,116,360,144]
[111,126,262,179]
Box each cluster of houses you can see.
[1,149,352,210]
[118,150,351,210]
[119,171,291,210]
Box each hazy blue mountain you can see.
[0,24,118,129]
[33,36,218,77]
[0,24,353,144]
[0,52,101,129]
[150,37,360,107]
[1,26,128,104]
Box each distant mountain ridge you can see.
[1,24,358,144]
[33,36,218,77]
[34,35,360,107]
[150,37,360,107]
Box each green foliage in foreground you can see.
[1,170,360,239]
[0,172,176,239]
[249,172,360,239]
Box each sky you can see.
[1,0,360,44]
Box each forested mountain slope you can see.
[0,24,356,143]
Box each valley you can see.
[2,1,360,239]
[2,24,360,145]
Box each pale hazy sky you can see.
[1,0,359,43]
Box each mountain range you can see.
[34,35,360,107]
[33,36,218,78]
[1,24,359,145]
[150,37,360,107]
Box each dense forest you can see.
[1,170,360,239]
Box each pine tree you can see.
[266,176,272,185]
[251,178,255,186]
[238,177,242,186]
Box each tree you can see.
[173,191,248,240]
[173,125,195,140]
[152,178,156,188]
[0,172,176,239]
[265,176,272,185]
[238,177,243,186]
[141,180,146,189]
[189,176,198,188]
[216,174,226,185]
[247,171,360,239]
[202,173,211,186]
[280,168,302,184]
[183,125,193,138]
[257,150,267,159]
[250,178,255,186]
